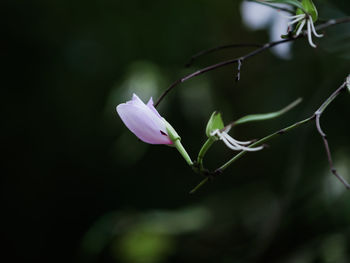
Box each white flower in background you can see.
[241,0,324,52]
[240,1,292,59]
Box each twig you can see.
[190,177,209,194]
[314,82,350,189]
[154,38,294,107]
[154,17,350,108]
[190,77,350,193]
[185,43,262,67]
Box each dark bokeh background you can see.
[3,0,350,262]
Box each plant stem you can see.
[173,140,193,166]
[315,83,346,115]
[220,116,315,170]
[197,137,215,170]
[154,37,295,107]
[314,82,350,189]
[190,177,209,194]
[186,44,263,67]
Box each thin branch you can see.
[190,177,209,194]
[185,43,263,67]
[314,82,350,189]
[154,17,350,108]
[190,77,350,193]
[316,17,350,31]
[155,38,294,107]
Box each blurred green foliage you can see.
[3,0,350,262]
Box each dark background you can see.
[3,0,350,262]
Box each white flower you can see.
[210,128,263,152]
[240,1,292,59]
[241,1,324,53]
[286,13,323,48]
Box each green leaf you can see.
[234,98,302,126]
[206,111,224,138]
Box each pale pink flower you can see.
[117,94,173,145]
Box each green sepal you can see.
[164,118,193,166]
[206,111,224,138]
[297,0,318,22]
[164,118,181,142]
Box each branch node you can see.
[235,59,243,82]
[277,129,286,135]
[262,143,270,149]
[214,168,223,177]
[314,79,350,189]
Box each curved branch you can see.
[185,43,263,67]
[155,17,350,108]
[314,82,350,189]
[155,38,295,107]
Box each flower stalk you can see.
[173,140,193,166]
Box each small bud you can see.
[206,111,224,138]
[116,94,173,145]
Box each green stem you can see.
[173,140,193,166]
[190,177,209,194]
[190,115,315,193]
[219,116,314,170]
[315,83,346,114]
[197,137,215,170]
[313,81,350,189]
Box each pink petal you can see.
[146,97,162,118]
[117,95,172,145]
